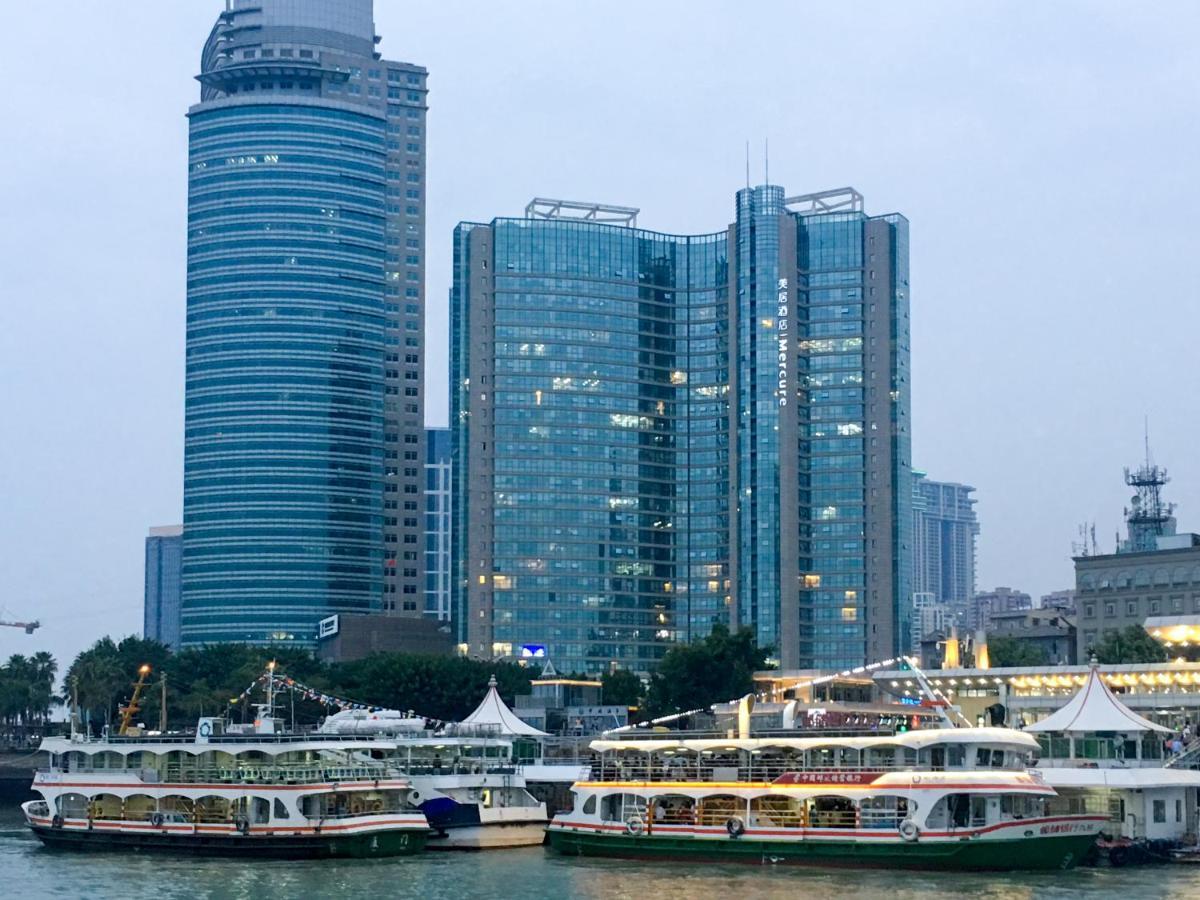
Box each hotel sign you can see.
[776,278,789,406]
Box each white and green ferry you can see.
[547,727,1106,870]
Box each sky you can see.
[1,1,1198,670]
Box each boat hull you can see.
[27,824,427,859]
[546,828,1100,871]
[426,821,548,850]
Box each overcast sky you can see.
[1,1,1197,668]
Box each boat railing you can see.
[592,762,946,782]
[42,763,398,785]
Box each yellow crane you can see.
[118,665,153,736]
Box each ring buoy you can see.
[198,721,212,738]
[409,790,421,803]
[726,816,746,839]
[51,815,64,830]
[235,816,250,836]
[625,816,644,836]
[370,799,384,813]
[899,819,920,842]
[151,812,165,828]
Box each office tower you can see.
[911,473,978,628]
[425,427,452,621]
[452,187,912,674]
[182,0,427,646]
[144,526,184,649]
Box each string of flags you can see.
[227,668,465,730]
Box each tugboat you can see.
[547,726,1107,870]
[22,666,430,857]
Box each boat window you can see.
[991,751,1006,768]
[947,793,970,828]
[273,798,290,820]
[582,795,596,815]
[947,745,966,768]
[971,795,988,826]
[807,795,857,829]
[750,795,803,829]
[859,795,913,829]
[651,794,696,824]
[1000,794,1043,819]
[696,795,744,826]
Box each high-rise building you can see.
[969,586,1032,631]
[424,427,451,622]
[911,473,978,628]
[144,526,184,649]
[452,187,912,674]
[181,0,427,646]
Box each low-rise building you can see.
[514,678,627,735]
[315,613,454,663]
[969,587,1031,631]
[987,609,1077,666]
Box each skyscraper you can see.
[911,473,978,627]
[452,187,912,674]
[181,0,427,646]
[424,427,452,622]
[144,525,184,649]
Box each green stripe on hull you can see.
[546,830,1096,872]
[31,826,428,859]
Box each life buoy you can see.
[151,812,165,828]
[235,816,250,836]
[198,721,212,738]
[370,799,384,813]
[51,815,64,830]
[726,816,746,839]
[899,818,920,842]
[409,790,421,804]
[625,816,644,836]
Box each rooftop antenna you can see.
[745,141,751,190]
[764,137,769,187]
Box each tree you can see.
[601,669,643,707]
[641,625,771,720]
[327,654,533,723]
[1089,626,1169,664]
[987,636,1048,668]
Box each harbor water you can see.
[2,807,1198,900]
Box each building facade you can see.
[1075,536,1200,656]
[425,427,451,621]
[969,587,1032,631]
[181,0,427,646]
[144,526,184,649]
[911,472,977,626]
[452,187,912,674]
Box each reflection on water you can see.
[1,808,1197,900]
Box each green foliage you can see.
[600,668,643,707]
[641,625,771,720]
[328,655,534,723]
[1089,626,1169,665]
[0,652,58,725]
[63,639,536,731]
[986,636,1049,668]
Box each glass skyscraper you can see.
[144,526,184,649]
[452,188,912,674]
[911,473,978,625]
[181,0,427,646]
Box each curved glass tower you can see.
[182,0,427,646]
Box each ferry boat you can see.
[22,707,430,857]
[547,727,1107,870]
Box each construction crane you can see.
[118,665,153,736]
[0,616,40,635]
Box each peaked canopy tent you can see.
[456,675,548,737]
[1025,665,1171,735]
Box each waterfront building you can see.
[424,427,451,622]
[910,473,977,627]
[987,608,1078,666]
[968,586,1032,631]
[452,187,912,675]
[143,525,183,649]
[1039,589,1077,615]
[182,0,428,646]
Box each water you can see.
[2,808,1197,899]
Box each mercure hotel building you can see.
[452,186,912,675]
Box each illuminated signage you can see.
[776,278,789,406]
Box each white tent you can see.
[457,675,548,737]
[1024,665,1171,734]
